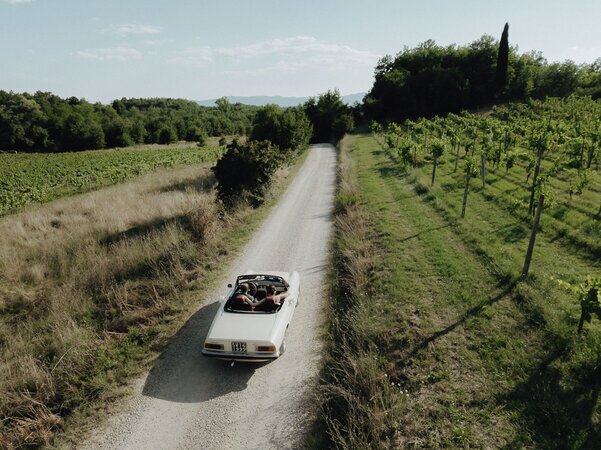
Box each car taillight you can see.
[205,342,224,350]
[257,345,276,352]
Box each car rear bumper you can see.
[202,349,279,362]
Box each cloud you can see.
[169,36,379,70]
[107,23,162,36]
[76,47,143,62]
[4,0,34,4]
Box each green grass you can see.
[0,143,223,216]
[316,133,600,449]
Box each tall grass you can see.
[0,164,252,447]
[311,139,404,449]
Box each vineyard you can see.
[375,96,601,277]
[0,144,223,216]
[315,97,601,447]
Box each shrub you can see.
[212,140,283,208]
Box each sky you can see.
[1,0,600,103]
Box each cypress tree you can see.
[496,22,509,92]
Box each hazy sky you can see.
[1,0,600,103]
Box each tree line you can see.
[363,23,601,123]
[0,92,259,152]
[0,88,355,153]
[213,89,353,207]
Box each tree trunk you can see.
[578,307,586,335]
[461,169,471,218]
[481,153,486,189]
[578,138,585,174]
[522,193,545,277]
[528,147,543,215]
[454,144,460,173]
[431,156,438,185]
[586,144,595,169]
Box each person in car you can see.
[253,285,289,311]
[231,283,256,310]
[247,282,258,301]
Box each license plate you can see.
[231,342,247,353]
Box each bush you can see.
[250,105,312,151]
[158,126,177,144]
[212,140,283,208]
[304,90,354,144]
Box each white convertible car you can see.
[202,271,300,362]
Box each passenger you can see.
[254,285,289,311]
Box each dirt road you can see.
[84,144,336,449]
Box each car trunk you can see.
[207,311,279,343]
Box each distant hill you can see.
[197,93,365,107]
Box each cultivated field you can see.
[314,130,600,448]
[0,142,223,216]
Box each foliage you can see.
[304,89,354,143]
[556,277,601,334]
[495,23,510,91]
[376,95,601,254]
[212,140,284,208]
[249,104,312,151]
[0,92,259,152]
[363,34,601,123]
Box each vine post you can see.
[522,192,545,277]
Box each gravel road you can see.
[84,144,336,450]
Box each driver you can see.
[247,282,258,302]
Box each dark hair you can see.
[239,283,249,293]
[268,285,277,295]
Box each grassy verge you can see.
[0,148,308,448]
[312,134,600,448]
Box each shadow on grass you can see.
[403,279,518,362]
[399,224,450,243]
[378,165,405,179]
[503,345,601,449]
[498,223,528,243]
[156,174,214,194]
[100,214,194,247]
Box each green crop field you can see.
[0,144,223,216]
[316,98,601,448]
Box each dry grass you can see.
[0,163,229,448]
[309,138,405,449]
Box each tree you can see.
[304,90,353,143]
[250,105,312,152]
[158,125,178,144]
[212,140,283,208]
[495,23,510,92]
